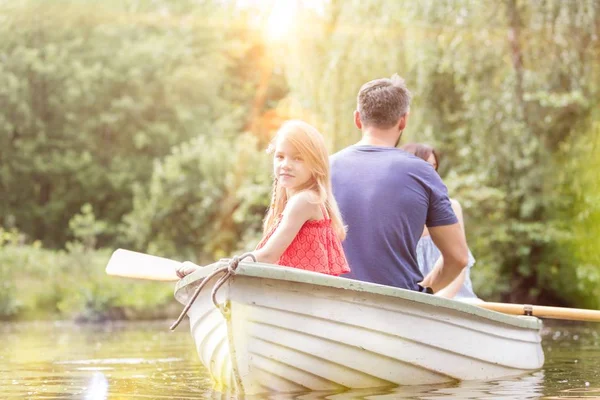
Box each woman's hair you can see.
[264,120,346,240]
[400,142,439,171]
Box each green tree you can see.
[277,0,600,305]
[0,0,285,248]
[121,133,271,263]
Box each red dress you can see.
[256,206,350,276]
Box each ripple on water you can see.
[55,357,183,365]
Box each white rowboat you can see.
[174,259,544,395]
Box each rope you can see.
[169,252,256,331]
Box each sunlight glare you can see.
[266,0,298,42]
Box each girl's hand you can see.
[176,261,201,278]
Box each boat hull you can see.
[175,262,544,395]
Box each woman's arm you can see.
[436,198,469,297]
[450,199,465,232]
[431,255,467,298]
[253,192,317,264]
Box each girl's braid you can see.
[270,177,278,211]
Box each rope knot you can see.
[227,256,240,274]
[170,252,257,331]
[227,252,256,274]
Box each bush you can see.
[0,235,176,321]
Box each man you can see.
[330,74,468,293]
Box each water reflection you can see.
[84,372,109,400]
[208,371,545,399]
[0,320,209,399]
[1,320,599,399]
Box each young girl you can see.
[400,143,478,300]
[177,120,349,277]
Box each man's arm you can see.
[423,223,469,293]
[421,199,469,296]
[422,254,467,298]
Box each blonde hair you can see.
[263,120,346,241]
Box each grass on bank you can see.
[0,236,177,321]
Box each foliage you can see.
[403,0,600,305]
[121,133,271,263]
[68,204,108,251]
[1,0,599,315]
[278,0,600,305]
[0,221,175,321]
[0,0,284,248]
[559,116,600,308]
[0,229,23,318]
[0,239,176,321]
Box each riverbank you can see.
[0,244,177,321]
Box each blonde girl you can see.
[177,120,349,277]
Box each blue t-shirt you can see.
[330,145,458,291]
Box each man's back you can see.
[331,145,457,290]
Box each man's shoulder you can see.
[330,145,434,175]
[331,145,413,161]
[330,146,356,162]
[400,152,436,171]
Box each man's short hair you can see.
[357,74,412,129]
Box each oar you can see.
[105,249,180,281]
[106,249,600,322]
[474,302,600,322]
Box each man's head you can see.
[355,74,412,134]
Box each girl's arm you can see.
[175,192,317,278]
[253,192,317,264]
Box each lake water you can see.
[1,320,599,399]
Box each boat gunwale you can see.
[174,260,542,331]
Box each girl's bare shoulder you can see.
[285,191,321,216]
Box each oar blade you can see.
[106,249,181,281]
